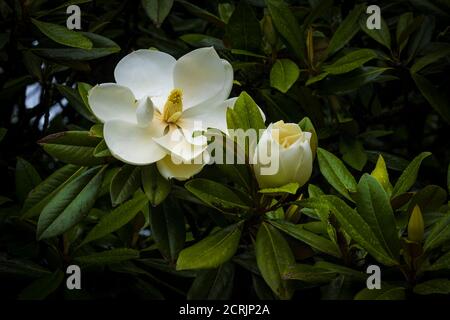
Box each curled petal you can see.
[156,154,207,181]
[114,49,176,100]
[136,97,154,127]
[153,127,207,162]
[181,97,238,134]
[174,47,233,109]
[88,84,137,123]
[104,120,167,165]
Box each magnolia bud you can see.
[408,205,424,243]
[253,121,313,188]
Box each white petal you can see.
[153,127,206,161]
[136,97,154,127]
[114,49,176,100]
[88,84,137,123]
[173,47,233,109]
[157,154,206,181]
[181,97,237,134]
[104,120,167,165]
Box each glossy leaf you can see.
[392,152,432,198]
[15,157,42,203]
[270,59,300,93]
[141,164,171,206]
[176,222,243,270]
[81,192,148,246]
[142,0,174,27]
[317,148,357,201]
[31,18,92,49]
[110,165,142,206]
[37,166,105,240]
[150,199,186,262]
[255,222,294,300]
[39,131,105,166]
[357,174,400,260]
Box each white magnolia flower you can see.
[88,47,235,180]
[253,120,313,188]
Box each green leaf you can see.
[141,0,174,27]
[302,196,398,266]
[314,261,366,280]
[306,72,329,86]
[267,0,305,61]
[39,131,105,166]
[298,117,318,158]
[317,148,357,201]
[176,0,225,28]
[370,154,393,196]
[187,263,235,300]
[270,220,341,258]
[176,222,243,270]
[81,192,148,246]
[110,165,141,206]
[282,264,337,283]
[270,59,300,93]
[360,15,391,50]
[150,199,186,262]
[412,73,450,124]
[255,222,294,299]
[37,166,106,240]
[357,174,400,260]
[141,164,171,206]
[18,270,64,300]
[0,256,50,278]
[392,152,432,198]
[75,248,140,266]
[56,84,96,122]
[259,182,299,195]
[321,67,392,94]
[31,18,92,49]
[427,251,450,271]
[22,165,83,219]
[15,157,41,203]
[226,0,261,52]
[32,32,120,61]
[185,179,249,212]
[77,82,93,109]
[396,13,413,51]
[414,279,450,295]
[355,286,405,300]
[339,136,367,171]
[226,91,265,131]
[325,4,365,58]
[179,34,224,49]
[407,185,447,214]
[397,16,424,54]
[216,164,251,191]
[424,213,450,252]
[323,49,377,75]
[93,140,111,157]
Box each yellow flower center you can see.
[162,89,183,123]
[272,120,302,148]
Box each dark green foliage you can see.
[1,0,450,300]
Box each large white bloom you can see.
[253,121,313,188]
[88,47,235,180]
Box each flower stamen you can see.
[162,89,183,123]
